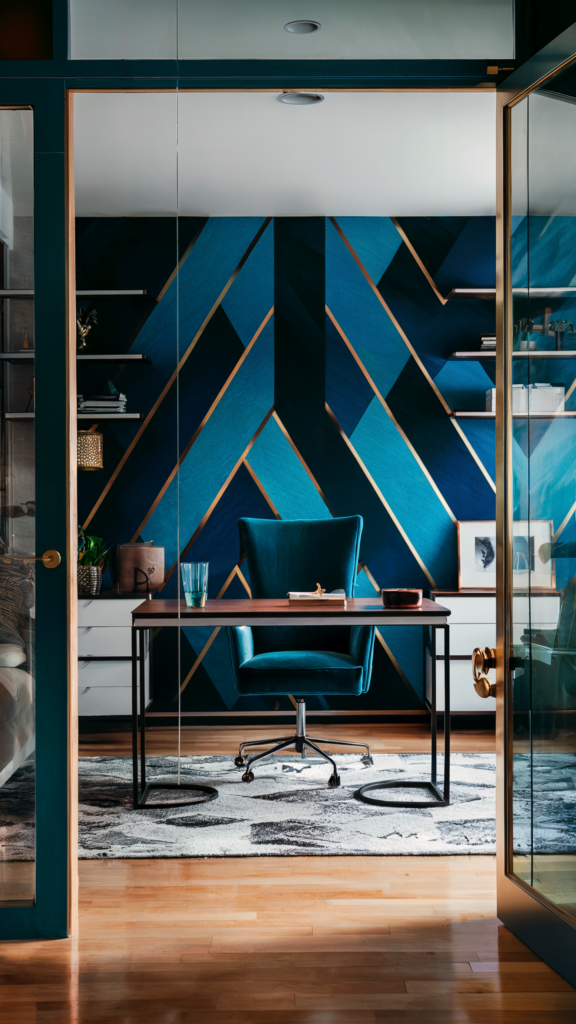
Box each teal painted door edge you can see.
[0,79,72,940]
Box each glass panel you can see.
[0,109,35,903]
[509,77,576,918]
[70,0,513,61]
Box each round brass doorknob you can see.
[22,549,61,569]
[472,646,496,698]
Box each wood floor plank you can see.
[2,725,573,1023]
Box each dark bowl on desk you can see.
[381,588,423,609]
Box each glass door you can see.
[0,88,76,938]
[499,51,576,983]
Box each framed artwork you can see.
[457,520,554,590]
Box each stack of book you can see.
[480,335,496,351]
[78,393,127,415]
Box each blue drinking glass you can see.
[180,562,208,608]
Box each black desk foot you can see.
[356,779,448,808]
[135,781,218,809]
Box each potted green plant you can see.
[78,527,111,596]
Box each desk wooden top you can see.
[132,597,450,621]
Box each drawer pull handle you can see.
[472,646,496,698]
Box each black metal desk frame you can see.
[132,601,450,811]
[356,622,450,807]
[131,627,218,809]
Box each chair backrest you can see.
[238,516,363,655]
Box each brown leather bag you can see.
[117,543,164,594]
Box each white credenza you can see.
[428,590,561,714]
[78,594,150,716]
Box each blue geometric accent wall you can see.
[77,215,498,714]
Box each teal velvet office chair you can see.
[227,516,375,788]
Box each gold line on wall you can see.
[356,563,423,705]
[156,219,209,302]
[449,418,497,493]
[242,458,282,519]
[180,628,220,694]
[160,408,275,589]
[391,217,448,305]
[328,216,452,416]
[271,411,335,514]
[130,306,274,542]
[327,404,437,588]
[326,307,457,523]
[179,562,252,694]
[552,499,576,542]
[375,629,423,704]
[83,217,272,530]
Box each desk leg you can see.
[356,622,451,808]
[443,622,450,804]
[132,626,139,810]
[130,621,219,810]
[139,628,146,794]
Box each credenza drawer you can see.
[78,686,135,716]
[78,597,149,628]
[436,623,496,656]
[78,627,132,658]
[430,659,496,713]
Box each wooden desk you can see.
[131,597,451,810]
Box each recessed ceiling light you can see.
[278,92,324,105]
[284,20,321,33]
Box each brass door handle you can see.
[22,549,61,569]
[472,646,496,698]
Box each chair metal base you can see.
[135,780,218,809]
[356,779,447,808]
[235,699,373,788]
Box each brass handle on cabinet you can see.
[22,549,61,569]
[472,646,496,698]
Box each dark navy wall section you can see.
[78,215,497,713]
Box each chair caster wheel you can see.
[328,773,341,788]
[242,771,254,783]
[234,756,244,767]
[362,755,374,766]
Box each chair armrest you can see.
[349,626,376,693]
[227,626,254,677]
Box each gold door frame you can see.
[495,23,576,963]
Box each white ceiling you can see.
[74,91,497,217]
[70,0,514,60]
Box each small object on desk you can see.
[181,561,208,608]
[288,585,346,606]
[381,588,422,609]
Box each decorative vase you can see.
[78,565,102,597]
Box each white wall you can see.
[70,0,514,60]
[74,90,497,218]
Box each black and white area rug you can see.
[512,752,576,856]
[1,753,497,859]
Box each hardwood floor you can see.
[78,721,497,757]
[2,724,574,1022]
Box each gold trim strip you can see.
[236,565,252,597]
[391,217,448,305]
[553,501,576,542]
[358,560,381,595]
[375,629,422,703]
[328,216,452,416]
[242,458,282,519]
[271,411,334,514]
[449,418,497,493]
[180,562,251,695]
[327,404,437,589]
[326,306,457,522]
[161,408,275,589]
[156,219,208,302]
[130,306,274,542]
[83,217,272,530]
[180,628,220,694]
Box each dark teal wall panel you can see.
[78,213,497,712]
